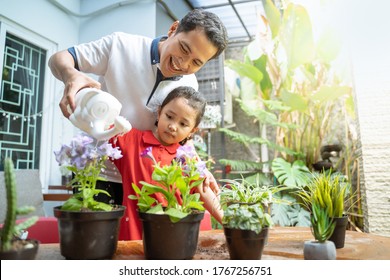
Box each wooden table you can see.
[36,227,390,260]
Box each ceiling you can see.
[185,0,264,44]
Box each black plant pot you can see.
[224,227,269,260]
[0,239,39,260]
[139,211,204,260]
[54,205,125,260]
[329,215,348,249]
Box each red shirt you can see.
[110,129,180,240]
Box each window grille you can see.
[0,32,46,170]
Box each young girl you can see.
[110,86,223,240]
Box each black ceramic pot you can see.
[329,215,348,249]
[0,239,39,260]
[139,211,204,260]
[54,205,125,260]
[224,227,269,260]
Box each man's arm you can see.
[48,50,100,118]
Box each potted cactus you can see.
[0,158,39,260]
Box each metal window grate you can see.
[0,32,46,170]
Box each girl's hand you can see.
[202,168,220,195]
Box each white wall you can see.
[339,0,390,237]
[79,0,157,43]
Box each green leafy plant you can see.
[220,0,354,173]
[296,171,351,218]
[295,170,358,242]
[272,157,312,188]
[1,158,38,252]
[271,192,310,227]
[130,145,206,223]
[219,175,279,234]
[310,200,336,242]
[54,133,123,211]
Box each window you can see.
[0,32,46,170]
[0,19,56,184]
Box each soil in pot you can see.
[139,211,204,260]
[224,227,269,260]
[54,205,124,260]
[329,215,348,249]
[0,239,39,260]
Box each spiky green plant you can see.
[310,201,336,242]
[0,158,38,251]
[296,171,349,218]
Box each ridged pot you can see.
[224,227,269,260]
[54,205,124,260]
[139,211,204,260]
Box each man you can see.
[49,8,228,205]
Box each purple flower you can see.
[141,146,157,164]
[196,161,207,177]
[176,145,196,159]
[98,142,122,160]
[54,133,123,170]
[141,146,153,158]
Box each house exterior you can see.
[0,0,191,190]
[1,0,389,237]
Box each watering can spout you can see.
[68,88,131,141]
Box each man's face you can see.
[159,26,218,78]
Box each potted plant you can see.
[297,171,350,249]
[303,200,337,260]
[0,158,39,260]
[130,145,206,260]
[53,133,125,260]
[219,175,275,260]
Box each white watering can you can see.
[68,88,132,141]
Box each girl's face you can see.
[155,97,198,146]
[158,22,217,78]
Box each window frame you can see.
[0,17,57,190]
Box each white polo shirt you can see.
[71,32,198,182]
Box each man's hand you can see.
[60,73,101,118]
[48,50,101,118]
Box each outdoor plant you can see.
[0,158,38,252]
[296,171,350,218]
[220,0,354,173]
[199,104,222,128]
[270,157,311,226]
[130,145,206,222]
[310,199,336,242]
[54,133,123,211]
[219,175,275,234]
